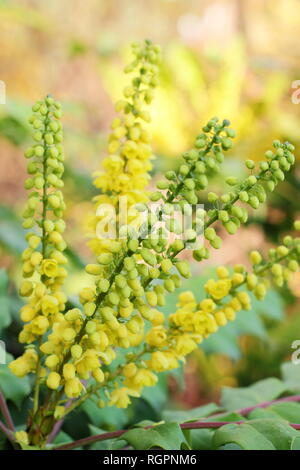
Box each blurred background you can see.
[1,0,300,421]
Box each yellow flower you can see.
[125,369,157,391]
[9,348,37,377]
[205,279,232,300]
[147,351,171,372]
[41,259,58,277]
[178,291,196,306]
[15,431,29,446]
[64,377,83,398]
[46,371,61,390]
[31,315,49,335]
[108,387,139,408]
[145,326,167,347]
[175,335,198,356]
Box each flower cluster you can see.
[7,41,300,448]
[89,39,161,256]
[10,96,67,378]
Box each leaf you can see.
[141,373,168,413]
[162,403,221,423]
[268,402,300,424]
[218,443,243,450]
[81,398,128,429]
[0,269,11,333]
[201,325,241,359]
[52,431,73,446]
[291,436,300,450]
[88,425,115,450]
[0,353,31,408]
[281,362,300,393]
[213,422,275,450]
[221,378,286,411]
[189,429,214,450]
[249,289,284,321]
[0,206,26,255]
[120,422,189,450]
[248,408,282,420]
[248,418,298,450]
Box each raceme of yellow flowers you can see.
[88,40,161,256]
[8,40,300,445]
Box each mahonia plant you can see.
[4,40,300,449]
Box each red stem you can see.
[0,419,16,446]
[210,393,300,419]
[53,420,300,451]
[53,393,300,451]
[0,389,15,432]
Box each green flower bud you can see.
[288,260,298,272]
[245,159,255,169]
[221,138,233,150]
[150,191,161,202]
[176,260,191,279]
[247,175,257,186]
[224,220,238,235]
[218,210,229,223]
[195,138,206,148]
[271,263,282,277]
[141,248,157,266]
[239,191,249,202]
[294,221,300,231]
[204,227,216,241]
[146,291,157,306]
[165,171,176,180]
[210,235,222,249]
[161,259,173,273]
[250,250,262,265]
[98,278,110,292]
[156,180,169,190]
[249,196,259,209]
[128,239,139,252]
[98,253,113,265]
[179,164,189,176]
[208,192,219,203]
[48,194,60,209]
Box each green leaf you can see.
[0,269,11,333]
[141,373,168,413]
[291,436,300,450]
[189,428,214,450]
[268,402,300,424]
[81,398,128,429]
[281,362,300,393]
[0,205,26,255]
[88,425,115,450]
[52,431,73,445]
[0,353,31,408]
[218,443,243,450]
[249,289,284,321]
[221,378,286,411]
[213,422,275,450]
[248,408,282,420]
[162,403,220,423]
[120,422,189,450]
[248,418,298,450]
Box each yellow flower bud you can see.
[41,259,58,277]
[63,363,76,380]
[92,368,105,383]
[19,281,33,297]
[47,371,61,390]
[64,377,83,398]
